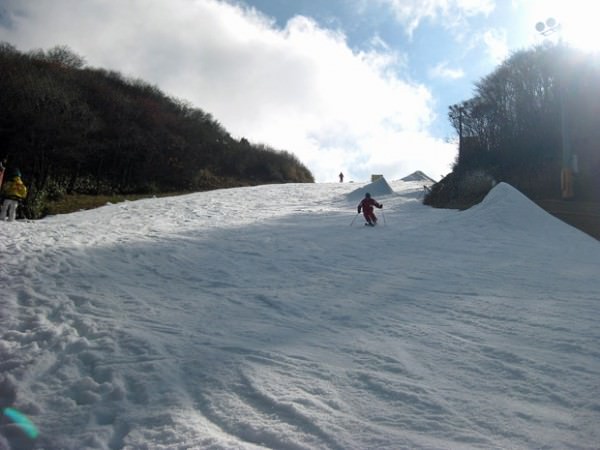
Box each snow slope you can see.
[1,180,599,450]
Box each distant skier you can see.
[0,169,28,221]
[339,172,344,183]
[357,192,382,226]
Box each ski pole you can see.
[350,213,360,226]
[381,209,386,226]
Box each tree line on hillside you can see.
[0,42,314,218]
[425,43,600,207]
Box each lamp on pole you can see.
[535,18,574,199]
[535,17,559,36]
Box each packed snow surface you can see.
[1,180,599,449]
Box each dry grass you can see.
[44,192,188,216]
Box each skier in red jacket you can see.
[357,192,383,226]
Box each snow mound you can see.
[401,170,436,183]
[461,182,586,237]
[346,176,393,202]
[470,182,549,219]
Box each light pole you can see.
[535,18,574,199]
[458,105,464,156]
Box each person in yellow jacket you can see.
[0,169,28,221]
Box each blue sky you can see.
[0,0,595,181]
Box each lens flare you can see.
[3,407,39,439]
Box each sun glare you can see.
[531,0,600,53]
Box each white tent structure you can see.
[346,176,394,202]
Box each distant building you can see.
[401,171,436,183]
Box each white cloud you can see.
[481,28,509,64]
[0,0,455,182]
[428,61,465,80]
[378,0,496,37]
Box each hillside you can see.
[0,43,314,218]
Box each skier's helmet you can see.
[365,192,371,198]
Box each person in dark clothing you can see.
[357,192,382,226]
[0,158,7,189]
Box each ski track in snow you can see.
[1,180,599,449]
